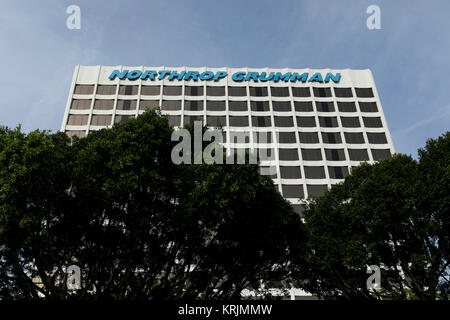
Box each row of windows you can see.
[71,99,379,113]
[259,165,349,179]
[74,84,375,98]
[281,184,328,198]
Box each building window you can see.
[117,100,137,111]
[97,85,116,95]
[334,87,353,97]
[255,132,272,143]
[292,87,310,97]
[140,100,159,111]
[279,149,299,161]
[337,101,357,112]
[278,132,296,144]
[313,87,332,97]
[91,115,112,126]
[185,86,204,96]
[206,116,226,127]
[71,99,91,110]
[280,166,302,179]
[328,166,349,179]
[282,185,304,198]
[363,117,383,128]
[355,87,374,98]
[207,86,225,96]
[230,131,250,143]
[67,115,89,126]
[251,101,270,112]
[299,132,319,144]
[294,101,314,112]
[229,116,249,127]
[184,100,204,111]
[163,86,182,96]
[252,116,271,127]
[371,149,392,160]
[249,87,268,97]
[228,86,247,96]
[74,84,94,95]
[259,166,277,178]
[304,166,326,179]
[292,204,305,215]
[93,99,114,110]
[184,115,203,126]
[161,100,181,111]
[325,149,346,161]
[344,132,365,144]
[206,100,226,111]
[274,116,294,127]
[168,115,181,127]
[321,132,342,144]
[301,148,322,161]
[229,101,248,112]
[271,87,289,97]
[307,185,328,197]
[359,102,378,112]
[114,115,133,124]
[340,116,361,128]
[296,116,316,127]
[65,130,86,139]
[319,116,338,127]
[119,85,139,95]
[141,85,160,95]
[348,149,369,161]
[367,132,388,144]
[316,102,335,112]
[273,101,292,112]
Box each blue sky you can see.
[0,0,449,157]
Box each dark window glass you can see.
[206,101,225,111]
[359,102,378,112]
[371,149,392,160]
[65,130,86,139]
[319,116,338,127]
[355,87,374,98]
[117,100,137,110]
[184,115,203,126]
[161,100,181,111]
[96,85,116,95]
[294,101,313,112]
[91,115,112,126]
[280,166,302,179]
[114,115,132,124]
[74,84,94,95]
[337,102,357,112]
[307,185,328,197]
[94,99,114,110]
[249,87,268,97]
[229,116,249,127]
[185,86,204,96]
[325,149,346,161]
[67,115,89,126]
[321,132,342,144]
[206,116,226,127]
[119,85,139,95]
[184,100,204,111]
[348,149,369,161]
[304,166,326,179]
[141,85,160,95]
[168,115,181,127]
[344,132,365,144]
[278,132,296,144]
[207,86,225,96]
[71,99,91,110]
[282,185,304,198]
[252,116,271,127]
[301,148,322,161]
[297,116,316,127]
[367,133,387,144]
[292,87,310,97]
[363,117,383,128]
[251,101,270,112]
[271,87,289,97]
[229,101,248,111]
[228,86,247,96]
[140,100,159,110]
[334,87,353,97]
[279,149,299,161]
[273,101,292,112]
[328,166,349,179]
[299,132,319,144]
[274,116,294,127]
[340,117,361,128]
[316,102,335,112]
[163,86,182,96]
[313,87,332,97]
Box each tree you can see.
[0,111,307,300]
[298,132,450,300]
